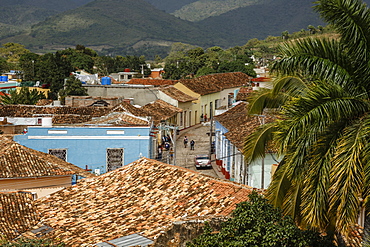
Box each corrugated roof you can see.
[178,72,251,96]
[25,158,253,246]
[96,234,153,247]
[0,135,95,179]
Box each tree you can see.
[59,76,88,97]
[37,52,73,99]
[18,52,40,81]
[281,30,289,40]
[0,87,46,105]
[187,191,334,247]
[307,25,317,34]
[243,0,370,240]
[0,43,30,67]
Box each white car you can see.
[194,154,211,169]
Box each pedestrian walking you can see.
[190,140,195,150]
[184,136,188,148]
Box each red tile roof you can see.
[0,192,40,240]
[160,86,197,103]
[214,102,276,151]
[112,100,182,125]
[141,99,182,123]
[178,72,251,96]
[235,86,253,101]
[0,135,95,179]
[25,158,253,246]
[79,112,150,126]
[126,78,176,86]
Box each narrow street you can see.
[173,123,222,179]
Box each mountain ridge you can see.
[1,0,369,57]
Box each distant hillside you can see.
[2,0,370,58]
[198,0,326,45]
[173,0,269,22]
[0,0,93,40]
[143,0,198,13]
[11,0,227,56]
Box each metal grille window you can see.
[48,149,67,161]
[107,148,124,171]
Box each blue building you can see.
[214,102,280,189]
[14,125,154,175]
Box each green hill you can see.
[0,0,93,40]
[13,0,227,56]
[198,0,326,45]
[172,0,269,22]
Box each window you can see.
[48,149,67,161]
[107,148,124,171]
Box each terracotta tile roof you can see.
[235,86,253,101]
[141,99,182,124]
[0,105,110,125]
[0,191,40,240]
[80,112,150,126]
[160,86,197,103]
[126,78,176,86]
[111,101,149,117]
[112,100,182,125]
[178,72,251,96]
[214,102,276,151]
[0,135,95,179]
[25,158,253,246]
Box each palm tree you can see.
[243,0,370,240]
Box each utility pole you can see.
[209,116,213,159]
[259,115,266,189]
[140,64,145,78]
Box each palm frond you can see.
[266,159,292,209]
[314,0,370,61]
[271,76,308,97]
[247,88,286,115]
[243,122,277,163]
[329,116,370,236]
[273,38,354,88]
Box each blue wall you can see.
[14,126,152,174]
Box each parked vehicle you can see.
[194,154,211,169]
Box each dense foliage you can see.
[0,237,64,247]
[187,191,334,247]
[243,0,370,240]
[0,87,46,105]
[59,76,88,104]
[163,45,257,80]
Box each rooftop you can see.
[160,86,197,103]
[178,72,251,96]
[0,135,95,179]
[0,191,40,240]
[125,78,176,86]
[25,158,253,246]
[215,102,276,151]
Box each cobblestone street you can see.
[173,123,224,179]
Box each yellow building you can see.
[16,86,50,98]
[174,72,252,126]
